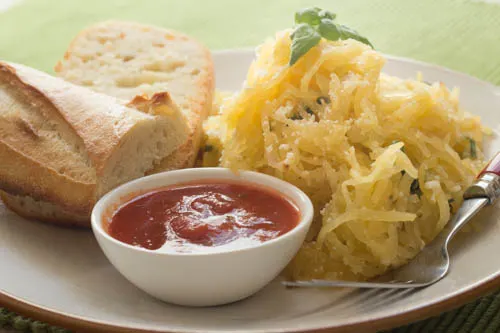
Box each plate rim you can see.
[1,49,499,333]
[2,273,499,333]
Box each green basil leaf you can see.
[289,23,321,66]
[318,19,342,41]
[319,9,336,20]
[318,19,373,48]
[295,7,322,26]
[295,8,337,25]
[338,24,373,48]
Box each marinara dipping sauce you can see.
[108,180,300,252]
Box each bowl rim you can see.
[91,167,314,257]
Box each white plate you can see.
[1,50,500,333]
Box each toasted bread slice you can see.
[55,20,214,170]
[0,62,188,226]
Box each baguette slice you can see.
[0,62,188,227]
[3,22,213,227]
[55,20,214,171]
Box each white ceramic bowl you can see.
[91,168,314,307]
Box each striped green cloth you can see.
[0,0,499,332]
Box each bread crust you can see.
[0,62,103,213]
[0,139,94,214]
[0,191,88,227]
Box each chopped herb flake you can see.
[467,137,477,159]
[410,179,422,197]
[204,145,213,152]
[290,113,304,120]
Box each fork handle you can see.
[464,152,500,203]
[444,152,500,243]
[479,152,500,177]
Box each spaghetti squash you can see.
[202,29,488,281]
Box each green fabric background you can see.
[0,0,499,332]
[0,0,500,84]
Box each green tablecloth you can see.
[0,0,499,332]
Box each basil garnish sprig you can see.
[289,7,373,66]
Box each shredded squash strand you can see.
[202,30,488,281]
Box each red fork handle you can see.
[463,152,500,202]
[479,152,500,177]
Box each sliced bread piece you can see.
[55,20,214,170]
[0,61,188,226]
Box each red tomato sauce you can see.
[108,180,300,251]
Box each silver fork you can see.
[283,153,500,289]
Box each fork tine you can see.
[281,279,426,289]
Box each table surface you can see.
[0,0,499,332]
